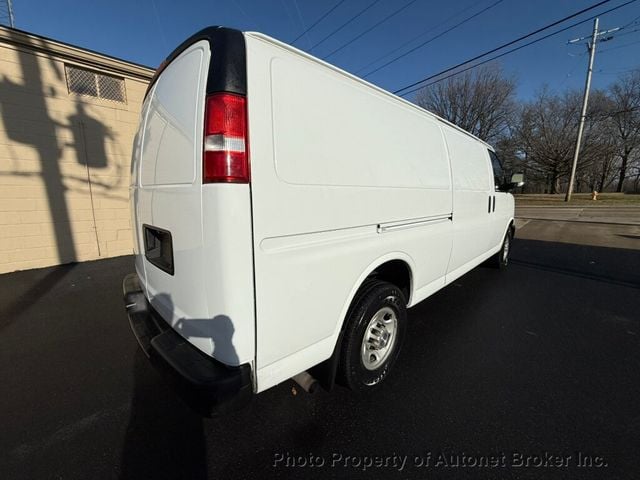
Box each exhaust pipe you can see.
[292,371,318,394]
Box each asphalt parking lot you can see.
[1,210,639,480]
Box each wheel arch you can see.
[506,217,515,238]
[310,253,414,390]
[343,253,415,316]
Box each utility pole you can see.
[0,0,15,27]
[564,19,621,202]
[565,18,599,202]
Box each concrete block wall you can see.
[0,27,154,273]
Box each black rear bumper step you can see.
[123,273,253,415]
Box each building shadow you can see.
[0,29,116,266]
[0,262,76,331]
[0,31,74,263]
[68,101,113,170]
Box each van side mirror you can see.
[499,173,524,192]
[510,173,525,187]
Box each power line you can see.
[309,0,382,52]
[559,53,585,87]
[621,12,640,27]
[292,0,309,38]
[577,27,640,57]
[363,0,505,79]
[392,0,625,96]
[281,0,309,48]
[602,25,640,39]
[283,0,308,45]
[596,66,640,74]
[323,0,419,59]
[395,1,639,98]
[588,106,640,118]
[394,0,615,94]
[291,0,346,44]
[567,11,638,46]
[355,0,488,75]
[230,0,261,30]
[598,37,640,53]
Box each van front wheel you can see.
[492,229,513,269]
[338,281,407,392]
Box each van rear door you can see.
[135,39,210,344]
[131,29,255,368]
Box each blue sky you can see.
[13,0,640,100]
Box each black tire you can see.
[337,281,407,392]
[491,228,513,269]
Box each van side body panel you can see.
[245,34,454,392]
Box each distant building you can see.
[0,26,154,273]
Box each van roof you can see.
[245,31,494,151]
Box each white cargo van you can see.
[123,27,520,414]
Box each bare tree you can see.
[415,64,639,194]
[494,133,521,174]
[415,64,517,143]
[517,89,580,193]
[516,87,614,193]
[631,164,640,192]
[607,69,640,192]
[582,90,619,192]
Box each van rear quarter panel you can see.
[245,34,454,391]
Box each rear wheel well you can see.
[369,260,412,306]
[310,259,412,391]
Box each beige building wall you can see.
[0,27,154,274]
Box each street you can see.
[1,209,639,479]
[516,205,640,226]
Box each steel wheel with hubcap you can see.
[338,280,406,391]
[361,307,398,371]
[491,228,513,269]
[502,234,510,264]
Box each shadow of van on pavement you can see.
[119,348,207,480]
[120,293,243,479]
[120,292,207,479]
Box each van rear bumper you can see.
[122,273,253,415]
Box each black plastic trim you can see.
[123,273,253,415]
[310,330,344,391]
[145,26,246,98]
[142,224,174,276]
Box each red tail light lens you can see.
[203,93,249,183]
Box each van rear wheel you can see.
[338,281,407,392]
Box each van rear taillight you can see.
[203,93,249,183]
